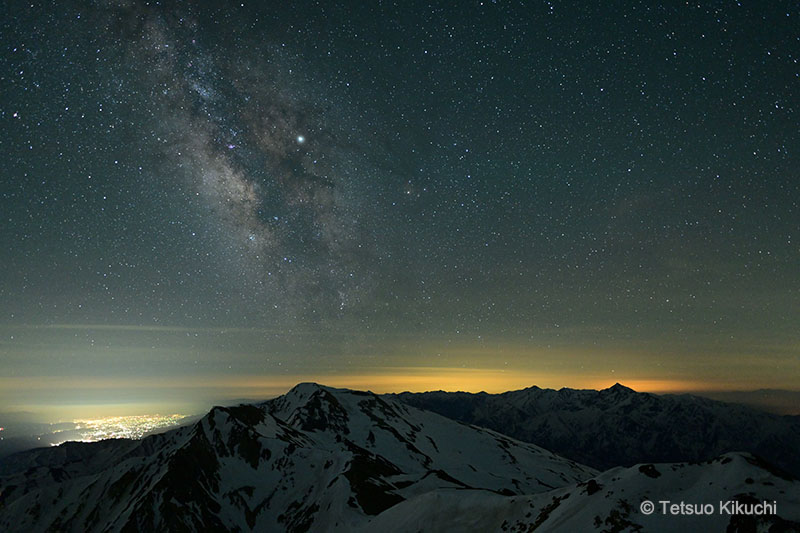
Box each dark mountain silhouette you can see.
[392,383,800,477]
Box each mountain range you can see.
[392,383,800,478]
[1,383,798,532]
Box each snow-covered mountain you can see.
[363,453,800,532]
[392,383,800,477]
[2,383,798,532]
[0,383,593,532]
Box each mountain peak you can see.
[604,383,635,394]
[289,382,328,393]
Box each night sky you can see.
[1,1,798,417]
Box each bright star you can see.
[297,135,305,144]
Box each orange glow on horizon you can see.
[0,368,780,400]
[4,368,799,420]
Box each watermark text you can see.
[639,499,777,516]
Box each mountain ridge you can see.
[390,383,800,479]
[0,383,594,532]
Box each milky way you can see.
[113,5,384,323]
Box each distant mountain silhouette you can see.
[392,384,800,477]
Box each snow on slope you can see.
[0,383,594,532]
[393,383,800,477]
[362,453,800,532]
[264,383,595,495]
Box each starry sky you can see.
[1,1,798,417]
